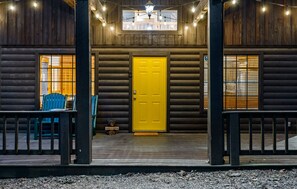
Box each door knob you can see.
[133,90,137,94]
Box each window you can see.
[40,55,95,107]
[204,55,259,110]
[122,10,177,31]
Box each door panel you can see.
[133,57,167,132]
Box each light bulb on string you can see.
[102,1,107,12]
[95,13,101,19]
[231,0,237,5]
[200,14,204,19]
[285,7,291,16]
[193,22,197,27]
[32,0,38,8]
[102,22,106,27]
[191,6,196,13]
[8,3,16,11]
[261,5,266,13]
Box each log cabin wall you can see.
[0,0,296,47]
[1,46,297,132]
[0,0,75,46]
[224,0,297,46]
[0,0,297,132]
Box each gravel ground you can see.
[0,169,297,189]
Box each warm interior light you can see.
[191,6,196,13]
[95,13,101,19]
[261,6,266,13]
[102,22,106,27]
[200,14,204,19]
[33,1,38,8]
[231,0,237,5]
[193,22,197,27]
[9,4,16,11]
[185,25,189,30]
[110,26,114,31]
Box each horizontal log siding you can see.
[0,47,37,110]
[97,50,130,131]
[1,47,297,132]
[169,51,205,131]
[263,53,297,110]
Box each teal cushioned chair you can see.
[34,93,67,139]
[72,95,98,135]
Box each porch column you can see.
[207,0,224,165]
[76,0,92,164]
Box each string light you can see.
[102,22,106,27]
[185,25,189,30]
[95,13,101,19]
[191,6,196,13]
[231,0,237,5]
[8,3,16,11]
[285,7,291,16]
[32,1,38,8]
[110,26,114,31]
[261,5,266,12]
[193,22,197,27]
[102,1,107,12]
[199,14,204,19]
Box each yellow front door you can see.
[133,57,167,132]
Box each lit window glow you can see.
[122,10,177,31]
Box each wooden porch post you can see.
[76,0,92,164]
[207,0,224,165]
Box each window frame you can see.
[202,53,261,111]
[38,54,96,109]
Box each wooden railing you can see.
[224,111,297,166]
[0,111,76,165]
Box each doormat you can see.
[134,132,159,136]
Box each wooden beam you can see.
[193,0,208,22]
[63,0,106,23]
[194,0,232,23]
[207,0,224,165]
[76,0,92,164]
[63,0,75,8]
[90,0,106,24]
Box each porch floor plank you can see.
[0,133,297,166]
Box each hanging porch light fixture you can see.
[145,0,155,19]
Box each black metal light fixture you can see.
[145,0,155,19]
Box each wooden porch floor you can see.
[0,133,297,166]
